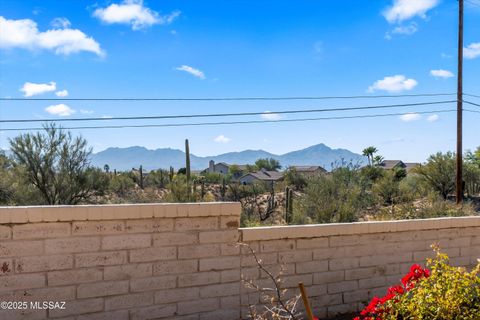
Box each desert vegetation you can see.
[1,126,479,226]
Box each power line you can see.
[0,100,456,124]
[465,0,480,8]
[0,92,456,102]
[463,100,480,108]
[464,93,480,99]
[0,109,456,132]
[466,109,480,114]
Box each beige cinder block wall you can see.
[239,218,480,319]
[0,203,479,320]
[0,203,242,320]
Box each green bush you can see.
[296,165,373,223]
[144,169,169,188]
[357,246,480,319]
[109,174,136,196]
[164,175,193,202]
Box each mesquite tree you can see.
[9,124,102,205]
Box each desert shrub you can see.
[296,165,372,223]
[356,246,480,320]
[283,167,308,191]
[202,172,228,184]
[375,195,476,221]
[414,152,455,200]
[109,174,136,196]
[255,158,281,171]
[0,152,15,204]
[144,169,169,188]
[464,162,480,197]
[372,170,401,205]
[164,175,193,202]
[360,165,385,184]
[398,174,427,201]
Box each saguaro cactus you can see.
[221,177,226,201]
[288,188,293,223]
[185,139,191,184]
[285,186,290,221]
[201,179,206,199]
[268,182,276,212]
[169,166,174,182]
[139,165,144,189]
[285,187,294,223]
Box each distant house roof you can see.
[404,162,421,172]
[290,165,327,173]
[241,170,284,182]
[220,163,248,171]
[378,160,404,170]
[203,161,248,174]
[378,160,420,172]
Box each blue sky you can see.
[0,0,479,162]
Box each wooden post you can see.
[298,282,315,320]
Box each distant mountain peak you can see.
[91,143,365,171]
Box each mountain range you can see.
[90,143,365,172]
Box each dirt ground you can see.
[326,313,356,320]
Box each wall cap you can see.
[0,202,241,224]
[240,216,480,241]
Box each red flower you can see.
[387,285,404,295]
[356,263,430,319]
[401,264,430,290]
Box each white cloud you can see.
[20,81,56,97]
[213,135,231,144]
[464,42,480,59]
[80,109,94,114]
[427,114,440,122]
[175,65,206,79]
[261,111,282,121]
[55,89,69,97]
[163,11,181,24]
[0,16,104,56]
[392,23,418,35]
[430,69,454,79]
[50,17,71,29]
[93,0,180,30]
[45,104,75,116]
[368,75,418,93]
[400,113,421,122]
[383,0,440,23]
[441,53,452,59]
[385,22,418,39]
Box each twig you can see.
[239,243,298,319]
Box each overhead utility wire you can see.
[465,0,480,8]
[463,100,480,108]
[0,100,456,124]
[464,93,480,99]
[0,109,456,132]
[0,92,456,102]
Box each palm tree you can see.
[362,146,378,166]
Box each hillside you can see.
[90,143,365,171]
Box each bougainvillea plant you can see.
[354,264,430,320]
[355,245,480,320]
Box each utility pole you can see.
[456,0,464,204]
